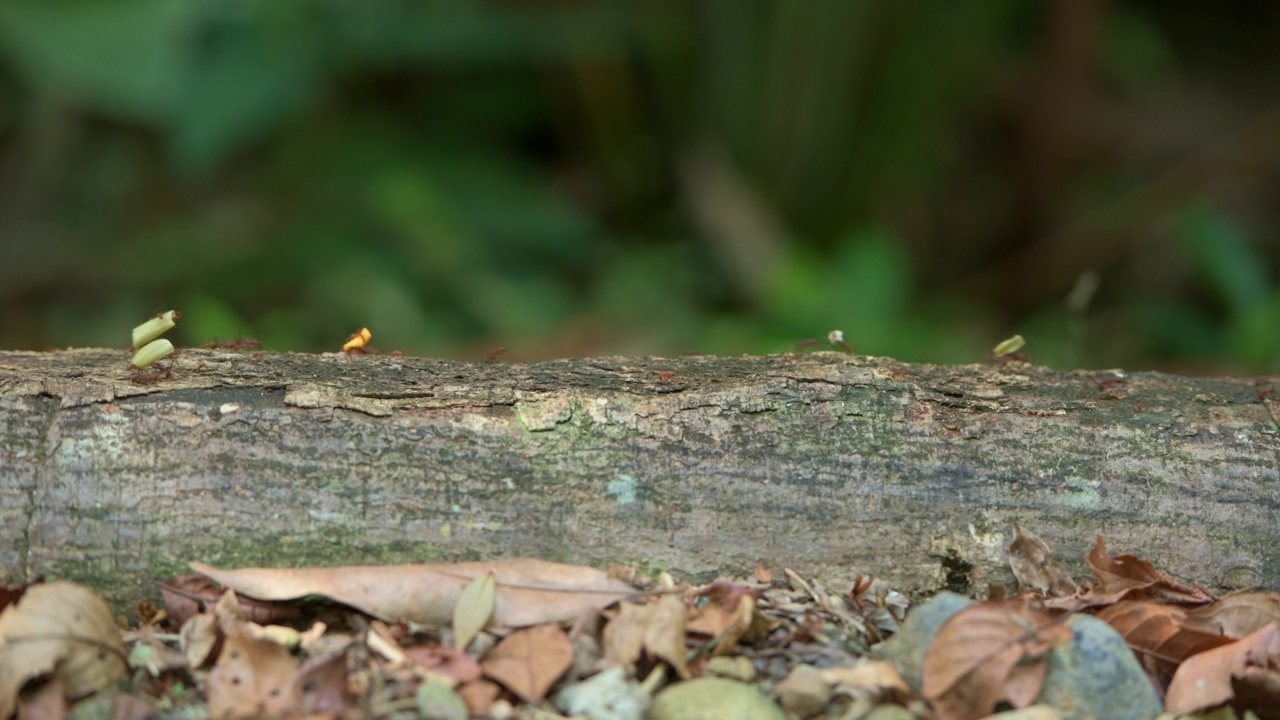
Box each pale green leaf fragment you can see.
[993,334,1025,357]
[131,339,174,368]
[132,310,180,347]
[453,571,496,651]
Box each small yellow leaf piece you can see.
[343,327,372,352]
[132,310,180,348]
[131,339,175,368]
[993,334,1025,357]
[453,571,497,651]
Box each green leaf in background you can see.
[0,0,194,121]
[1177,204,1278,369]
[1177,205,1270,318]
[169,2,327,177]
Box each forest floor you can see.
[0,527,1271,720]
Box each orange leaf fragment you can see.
[921,600,1072,720]
[481,624,573,704]
[343,327,372,352]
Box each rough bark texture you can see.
[1,348,1277,607]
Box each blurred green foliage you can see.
[0,0,1276,372]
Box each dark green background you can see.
[1,1,1277,372]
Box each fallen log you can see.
[1,348,1276,606]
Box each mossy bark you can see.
[1,348,1277,606]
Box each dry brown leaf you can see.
[1166,622,1280,718]
[404,644,483,683]
[16,675,65,720]
[602,594,691,679]
[687,582,756,656]
[1008,523,1077,597]
[180,612,220,669]
[457,678,503,718]
[206,628,301,719]
[295,645,352,716]
[820,660,910,702]
[0,581,127,720]
[480,623,573,703]
[1095,600,1234,680]
[1084,536,1211,606]
[213,588,247,636]
[922,600,1072,720]
[191,557,633,627]
[160,574,301,631]
[453,571,496,651]
[1185,590,1280,639]
[207,637,295,712]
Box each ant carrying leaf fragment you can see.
[343,327,372,354]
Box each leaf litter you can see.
[7,529,1280,719]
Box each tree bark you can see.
[2,348,1277,607]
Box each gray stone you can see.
[1037,613,1161,720]
[870,591,974,692]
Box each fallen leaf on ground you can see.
[404,644,483,683]
[206,628,301,720]
[1165,622,1280,718]
[1095,600,1235,681]
[687,582,757,655]
[1184,589,1280,639]
[160,574,301,630]
[480,623,574,703]
[0,581,127,720]
[1007,523,1078,597]
[922,600,1072,720]
[191,557,634,627]
[453,571,496,651]
[179,612,220,669]
[16,675,65,720]
[295,644,352,716]
[821,660,911,703]
[603,594,691,679]
[1083,535,1211,606]
[456,678,503,718]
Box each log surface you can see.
[1,348,1277,606]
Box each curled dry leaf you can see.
[1094,601,1234,679]
[1165,622,1280,717]
[820,660,911,703]
[404,644,483,683]
[206,628,301,720]
[603,594,691,679]
[1084,535,1211,606]
[1184,589,1280,639]
[191,557,634,627]
[480,623,574,704]
[688,582,757,656]
[0,581,127,720]
[922,600,1072,720]
[160,574,301,630]
[1007,523,1077,598]
[180,612,220,669]
[295,644,353,716]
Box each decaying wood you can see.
[1,348,1277,607]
